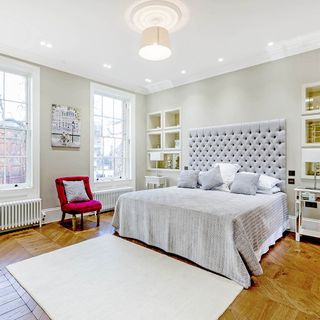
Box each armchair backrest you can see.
[55,176,93,208]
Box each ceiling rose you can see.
[125,0,189,33]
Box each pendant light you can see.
[139,26,172,61]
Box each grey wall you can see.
[146,49,320,215]
[39,67,146,209]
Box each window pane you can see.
[0,72,3,101]
[5,129,27,156]
[114,99,123,119]
[102,96,113,118]
[102,117,113,137]
[0,128,4,155]
[4,101,27,124]
[4,72,26,103]
[94,117,102,137]
[114,119,123,138]
[103,138,114,157]
[0,158,4,184]
[114,139,123,158]
[103,156,113,178]
[7,157,26,184]
[94,94,102,116]
[114,158,123,178]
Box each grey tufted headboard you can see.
[188,119,286,191]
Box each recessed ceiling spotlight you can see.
[218,58,224,62]
[181,69,187,74]
[145,78,152,83]
[267,41,274,47]
[103,63,112,69]
[40,41,52,48]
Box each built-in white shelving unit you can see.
[147,108,181,171]
[301,82,320,179]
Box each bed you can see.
[112,119,289,288]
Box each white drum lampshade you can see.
[150,152,164,162]
[302,148,320,189]
[139,26,172,61]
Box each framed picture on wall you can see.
[51,104,80,148]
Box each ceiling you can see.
[1,0,320,94]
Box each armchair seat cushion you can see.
[62,200,102,214]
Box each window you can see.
[91,83,135,185]
[0,56,39,197]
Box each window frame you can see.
[90,82,135,190]
[0,56,40,201]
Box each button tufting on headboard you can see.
[188,119,286,191]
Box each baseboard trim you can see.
[42,207,95,224]
[288,215,320,232]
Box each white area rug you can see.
[7,235,242,320]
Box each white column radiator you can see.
[0,199,42,231]
[93,187,133,212]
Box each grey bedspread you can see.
[112,187,288,288]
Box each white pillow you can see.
[257,186,281,195]
[63,180,90,203]
[258,174,281,190]
[214,163,241,192]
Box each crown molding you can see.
[145,31,320,94]
[0,44,148,95]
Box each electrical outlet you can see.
[288,178,295,184]
[288,170,295,176]
[184,166,188,170]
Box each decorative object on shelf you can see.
[150,152,164,176]
[173,154,180,169]
[125,0,189,61]
[303,82,320,113]
[302,148,320,189]
[51,104,80,148]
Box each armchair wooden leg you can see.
[81,213,84,230]
[97,210,100,227]
[72,215,77,231]
[60,212,66,224]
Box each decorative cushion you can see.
[177,170,199,189]
[230,172,260,195]
[63,200,102,214]
[214,163,241,192]
[257,186,281,195]
[63,180,90,203]
[258,174,281,190]
[198,166,224,190]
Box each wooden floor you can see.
[0,212,319,320]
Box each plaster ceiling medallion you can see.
[126,0,189,61]
[125,0,188,33]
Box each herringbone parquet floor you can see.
[0,212,320,320]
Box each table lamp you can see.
[302,148,320,189]
[150,152,164,176]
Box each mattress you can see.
[112,187,288,288]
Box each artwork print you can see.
[51,104,80,148]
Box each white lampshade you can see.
[150,152,164,161]
[139,26,172,61]
[302,148,320,163]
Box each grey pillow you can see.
[177,170,199,189]
[230,173,260,195]
[198,166,224,190]
[63,180,90,203]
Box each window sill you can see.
[93,179,134,192]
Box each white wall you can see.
[1,54,147,210]
[146,49,320,216]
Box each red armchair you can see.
[55,176,102,231]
